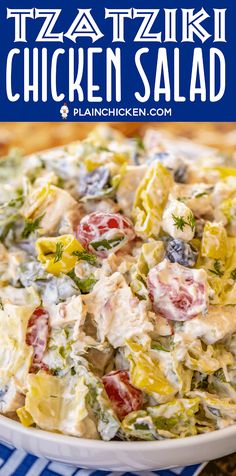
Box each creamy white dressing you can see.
[84,272,153,347]
[182,306,236,344]
[1,126,236,441]
[162,199,195,241]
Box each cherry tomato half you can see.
[76,212,135,257]
[26,307,49,370]
[102,369,143,420]
[147,259,207,321]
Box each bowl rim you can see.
[1,413,236,450]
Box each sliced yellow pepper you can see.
[17,407,34,427]
[133,162,173,239]
[220,196,236,223]
[138,241,165,275]
[21,184,56,220]
[129,352,175,396]
[85,153,127,172]
[201,222,227,260]
[130,241,165,301]
[204,166,236,179]
[36,234,84,276]
[126,339,146,353]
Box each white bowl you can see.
[0,415,236,471]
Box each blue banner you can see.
[0,0,235,121]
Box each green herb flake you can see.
[91,236,124,252]
[187,212,196,231]
[67,269,97,294]
[0,217,18,243]
[153,416,177,431]
[151,341,171,352]
[214,368,226,382]
[21,214,44,239]
[58,346,66,359]
[208,260,224,277]
[134,422,150,431]
[172,212,196,233]
[176,196,189,202]
[3,194,24,209]
[230,269,236,281]
[64,327,70,339]
[98,146,110,152]
[135,135,145,151]
[0,298,3,311]
[194,192,208,199]
[172,214,187,232]
[72,250,96,265]
[78,276,97,294]
[54,242,64,263]
[67,269,80,287]
[52,368,62,376]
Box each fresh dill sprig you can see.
[21,214,44,239]
[54,242,64,263]
[208,260,224,277]
[172,214,187,232]
[172,212,195,232]
[72,250,96,265]
[187,212,196,231]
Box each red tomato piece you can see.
[102,370,143,420]
[147,259,207,321]
[26,307,49,370]
[76,212,135,256]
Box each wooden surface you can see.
[0,122,235,156]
